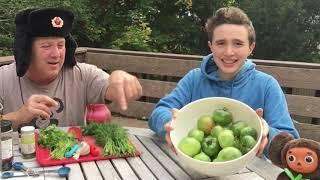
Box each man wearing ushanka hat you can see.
[0,7,142,130]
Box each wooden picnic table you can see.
[6,127,283,180]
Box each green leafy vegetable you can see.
[38,125,76,159]
[81,122,135,156]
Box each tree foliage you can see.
[0,0,319,62]
[239,0,320,62]
[0,0,103,54]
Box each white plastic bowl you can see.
[170,97,263,176]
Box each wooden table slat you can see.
[126,156,157,180]
[129,134,175,180]
[80,162,103,180]
[111,158,139,180]
[124,135,157,180]
[247,158,283,180]
[13,156,37,164]
[202,172,264,180]
[137,136,192,180]
[96,160,121,180]
[126,127,160,140]
[152,137,207,179]
[65,163,85,180]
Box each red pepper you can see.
[68,127,83,140]
[90,145,100,156]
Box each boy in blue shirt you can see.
[149,7,299,156]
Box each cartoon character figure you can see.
[268,132,320,180]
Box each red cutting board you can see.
[35,133,141,166]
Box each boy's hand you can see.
[165,108,179,154]
[255,108,269,156]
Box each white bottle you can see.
[20,126,36,159]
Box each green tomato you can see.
[218,129,235,148]
[193,151,211,162]
[233,138,242,150]
[212,108,233,127]
[212,158,222,162]
[197,114,214,135]
[240,135,257,154]
[240,126,258,140]
[231,121,248,137]
[210,125,224,138]
[178,137,201,157]
[215,147,242,162]
[188,128,205,142]
[201,136,220,157]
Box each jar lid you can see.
[1,120,12,132]
[21,126,35,132]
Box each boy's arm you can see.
[148,70,196,138]
[263,77,300,149]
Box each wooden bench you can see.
[1,47,320,141]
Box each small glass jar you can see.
[1,120,14,171]
[20,126,36,159]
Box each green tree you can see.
[239,0,320,62]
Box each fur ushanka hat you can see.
[14,7,77,77]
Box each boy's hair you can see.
[205,7,256,45]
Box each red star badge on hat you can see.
[51,17,64,28]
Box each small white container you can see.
[20,126,36,159]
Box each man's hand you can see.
[165,108,179,154]
[255,108,269,156]
[5,95,58,124]
[105,70,142,111]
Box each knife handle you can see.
[65,144,79,158]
